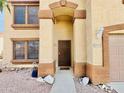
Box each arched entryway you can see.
[49,0,77,68]
[38,0,86,77]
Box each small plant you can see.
[0,0,11,13]
[32,61,37,67]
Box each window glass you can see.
[28,40,39,59]
[14,6,25,24]
[28,6,39,24]
[14,41,25,59]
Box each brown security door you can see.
[58,40,71,66]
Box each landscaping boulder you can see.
[44,75,54,85]
[10,68,16,71]
[36,77,45,83]
[97,84,118,93]
[79,77,90,86]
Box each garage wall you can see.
[86,0,124,83]
[86,0,124,65]
[109,34,124,81]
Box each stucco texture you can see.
[86,0,124,65]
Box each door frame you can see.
[58,40,71,67]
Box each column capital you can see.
[74,10,86,19]
[38,10,53,19]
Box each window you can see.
[28,6,39,24]
[28,41,39,59]
[14,41,25,59]
[13,40,39,60]
[14,6,25,24]
[14,5,39,24]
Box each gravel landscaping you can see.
[0,68,52,93]
[74,78,118,93]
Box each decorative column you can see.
[73,10,86,77]
[38,10,55,76]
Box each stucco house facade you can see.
[4,0,124,84]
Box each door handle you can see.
[59,51,60,55]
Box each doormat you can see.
[60,67,70,70]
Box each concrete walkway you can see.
[107,82,124,93]
[50,69,76,93]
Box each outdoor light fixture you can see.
[96,26,104,39]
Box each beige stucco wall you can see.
[39,19,54,63]
[86,0,92,65]
[0,37,3,58]
[74,19,86,63]
[4,3,39,66]
[86,0,124,65]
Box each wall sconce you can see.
[96,26,104,39]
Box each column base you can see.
[38,61,56,77]
[73,63,86,77]
[86,63,109,85]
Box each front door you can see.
[58,40,71,66]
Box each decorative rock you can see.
[20,67,25,70]
[79,77,89,86]
[97,84,118,93]
[36,77,45,83]
[10,68,16,71]
[111,89,118,93]
[16,68,20,72]
[44,75,54,85]
[97,84,106,90]
[102,84,106,89]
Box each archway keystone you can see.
[49,0,78,9]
